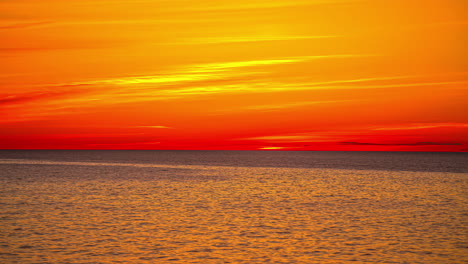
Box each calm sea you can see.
[0,150,467,263]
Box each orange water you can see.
[1,160,467,263]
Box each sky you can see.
[0,0,467,151]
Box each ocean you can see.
[0,150,467,263]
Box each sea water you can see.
[0,150,467,263]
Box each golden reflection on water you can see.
[0,163,467,263]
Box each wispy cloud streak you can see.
[372,123,468,131]
[166,35,338,45]
[0,21,52,30]
[134,125,173,129]
[340,141,463,146]
[2,53,464,123]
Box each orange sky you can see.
[0,0,467,151]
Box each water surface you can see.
[0,151,467,263]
